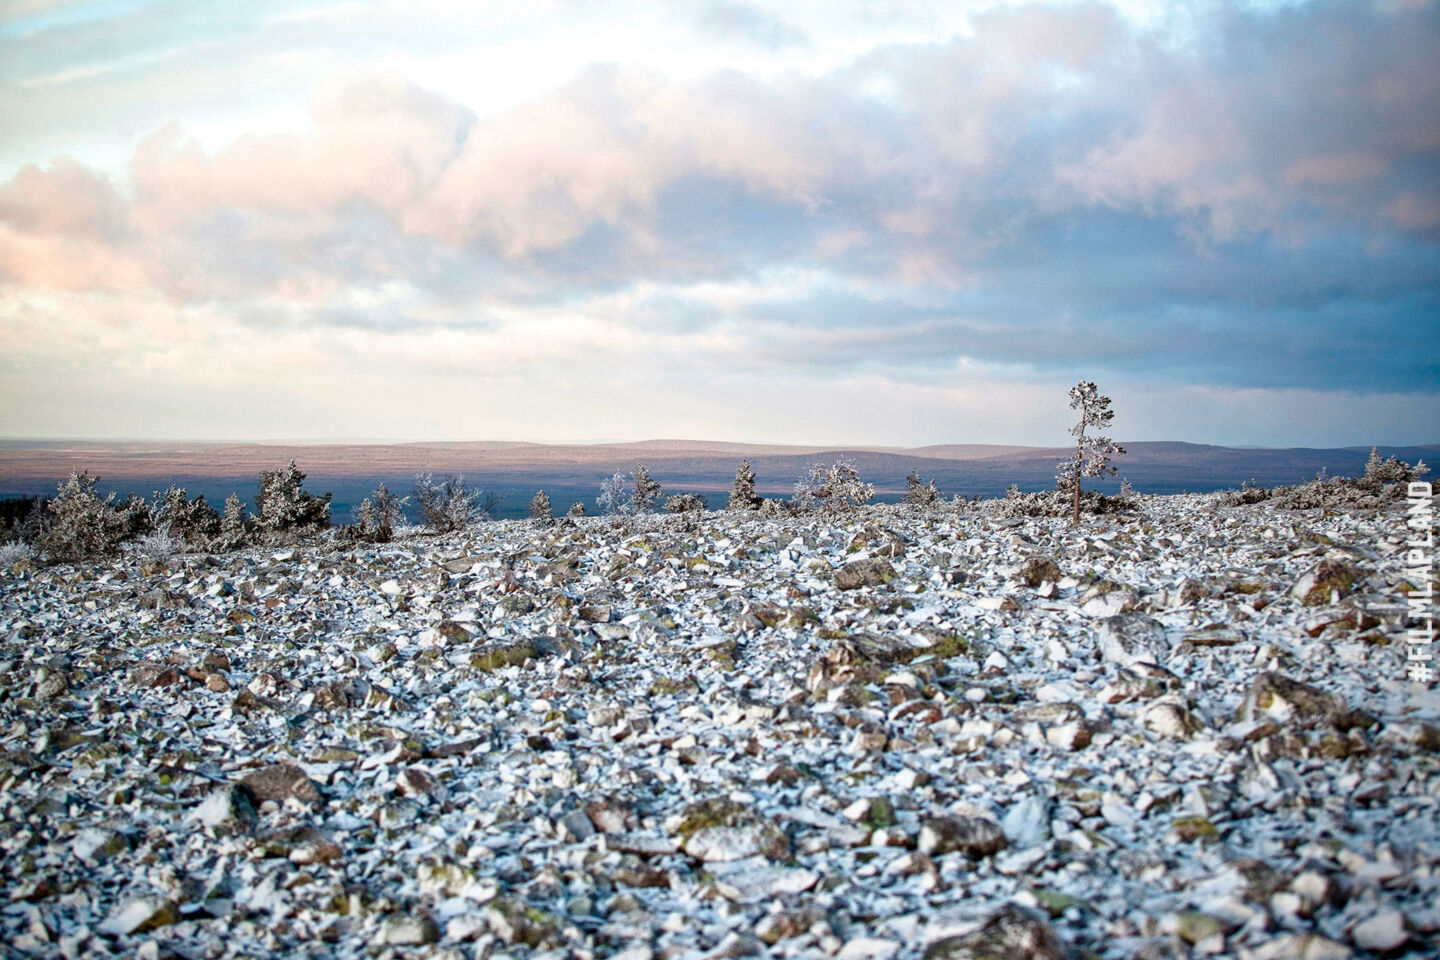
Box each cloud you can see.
[0,0,1436,444]
[691,1,809,51]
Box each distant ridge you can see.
[1,439,1435,522]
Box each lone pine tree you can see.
[1061,381,1125,524]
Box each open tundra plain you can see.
[1,495,1437,960]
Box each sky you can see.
[0,0,1436,447]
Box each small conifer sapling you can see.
[728,460,762,510]
[1061,380,1125,524]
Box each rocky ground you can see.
[1,494,1437,960]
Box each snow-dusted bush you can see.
[728,460,762,510]
[153,485,219,547]
[0,540,35,570]
[355,483,407,543]
[413,472,494,532]
[133,525,182,561]
[633,464,663,513]
[567,501,587,517]
[1214,451,1429,511]
[255,460,331,541]
[1059,381,1125,524]
[215,494,251,550]
[598,472,633,516]
[599,465,665,515]
[665,493,706,514]
[38,471,129,563]
[985,481,1130,520]
[529,490,553,522]
[758,498,792,518]
[793,458,874,513]
[1363,446,1427,488]
[901,469,941,507]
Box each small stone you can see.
[239,763,321,806]
[837,937,900,960]
[835,557,898,590]
[584,797,634,833]
[71,827,125,862]
[1290,560,1357,607]
[190,783,256,832]
[918,816,1007,859]
[1239,673,1348,730]
[1144,701,1198,739]
[98,896,179,936]
[925,905,1065,959]
[1045,720,1091,750]
[373,914,439,946]
[1096,613,1168,666]
[1351,910,1408,952]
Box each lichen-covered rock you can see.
[925,905,1066,960]
[671,799,790,862]
[469,639,537,672]
[1238,672,1348,729]
[1290,559,1358,607]
[1018,556,1062,587]
[486,900,560,947]
[239,763,322,806]
[835,557,898,589]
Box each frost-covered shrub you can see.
[793,458,874,513]
[567,501,587,517]
[255,460,331,541]
[665,493,706,514]
[0,540,35,570]
[633,464,663,513]
[985,481,1130,519]
[599,465,665,515]
[355,483,407,543]
[728,460,762,510]
[1214,451,1429,511]
[413,472,491,533]
[758,498,792,518]
[133,526,182,561]
[216,494,251,550]
[598,472,632,516]
[901,469,941,507]
[38,471,129,563]
[1218,481,1271,507]
[1364,447,1427,487]
[153,485,219,547]
[529,490,554,522]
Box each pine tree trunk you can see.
[1072,445,1082,525]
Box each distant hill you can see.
[0,438,1433,522]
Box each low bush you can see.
[1214,449,1428,511]
[665,493,706,514]
[256,460,331,541]
[153,485,219,547]
[901,469,941,507]
[413,472,495,532]
[793,458,875,513]
[355,483,407,542]
[38,471,129,563]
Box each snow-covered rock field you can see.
[1,495,1436,959]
